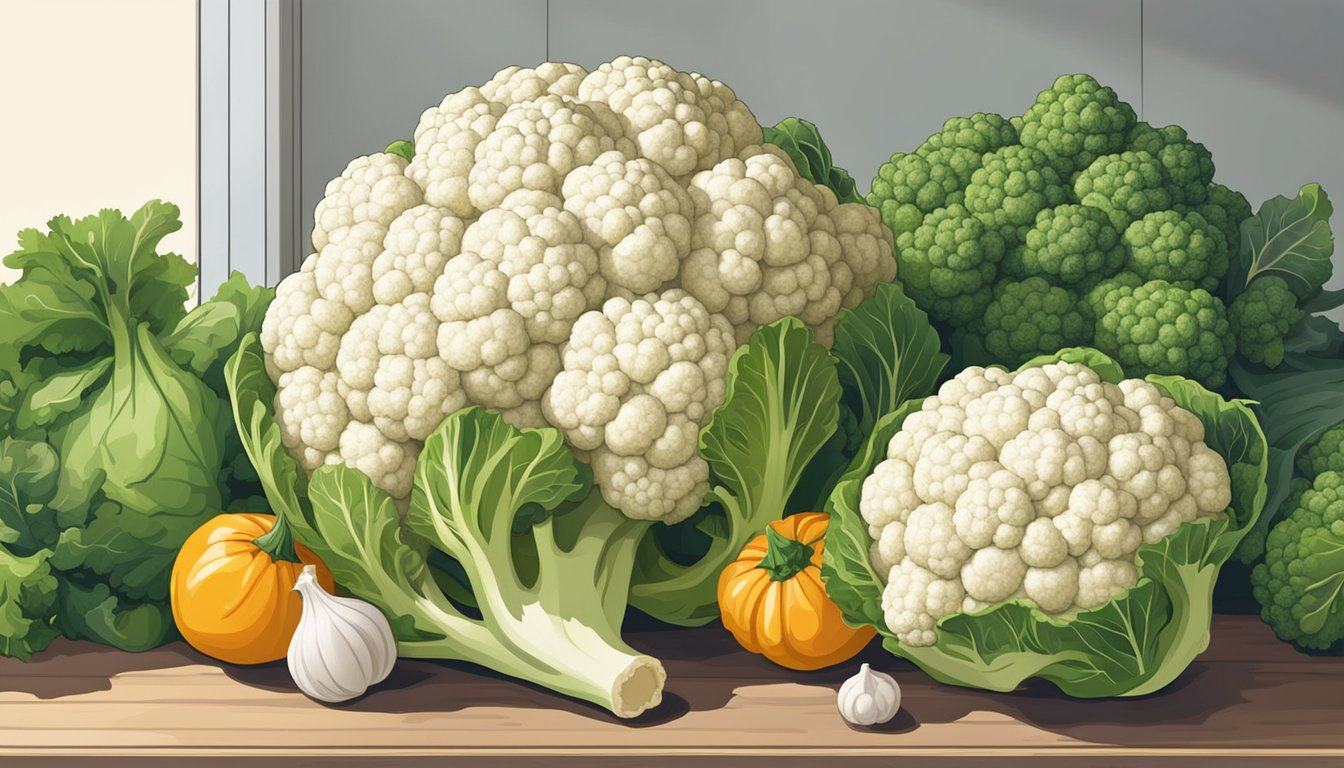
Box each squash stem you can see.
[756,526,817,582]
[253,511,300,563]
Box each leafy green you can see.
[1229,317,1344,562]
[0,202,268,656]
[832,281,949,441]
[823,347,1267,697]
[763,117,865,204]
[1228,183,1336,301]
[384,139,414,162]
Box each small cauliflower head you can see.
[262,57,894,520]
[858,361,1231,647]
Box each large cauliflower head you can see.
[858,361,1231,647]
[261,57,894,518]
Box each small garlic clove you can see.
[838,662,901,726]
[288,564,398,703]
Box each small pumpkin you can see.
[718,512,875,670]
[171,513,334,665]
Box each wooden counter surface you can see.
[2,614,1340,767]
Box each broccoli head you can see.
[1128,123,1215,205]
[980,277,1091,364]
[963,146,1069,243]
[894,204,1005,327]
[1298,422,1344,480]
[868,147,981,238]
[1010,203,1125,286]
[1228,276,1305,368]
[1251,471,1344,651]
[1122,210,1228,291]
[1091,278,1235,387]
[917,112,1019,156]
[1190,183,1254,256]
[1018,74,1138,174]
[1075,150,1174,232]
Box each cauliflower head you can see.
[261,56,894,519]
[857,361,1232,646]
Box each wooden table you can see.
[1,615,1340,767]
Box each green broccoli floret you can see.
[1251,471,1344,651]
[1082,270,1144,313]
[980,277,1091,365]
[1228,276,1305,368]
[894,204,1005,327]
[1074,150,1174,232]
[1298,423,1344,479]
[1091,278,1235,388]
[917,113,1018,156]
[1128,123,1215,205]
[1122,210,1228,291]
[963,146,1068,243]
[1189,183,1254,256]
[868,148,981,238]
[1007,204,1125,287]
[1018,74,1138,174]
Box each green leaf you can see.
[17,358,112,429]
[1294,529,1344,635]
[384,139,414,162]
[224,334,318,543]
[0,545,59,660]
[1229,184,1335,301]
[1229,318,1344,561]
[58,321,222,514]
[0,439,63,555]
[307,463,437,634]
[824,348,1267,697]
[630,318,841,627]
[52,579,173,652]
[832,281,948,440]
[763,117,865,205]
[407,407,587,566]
[164,272,275,376]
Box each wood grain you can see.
[1,615,1340,767]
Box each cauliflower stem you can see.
[227,335,663,718]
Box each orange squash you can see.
[171,513,334,665]
[718,512,875,670]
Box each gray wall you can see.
[293,0,1344,316]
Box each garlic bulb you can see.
[288,564,397,703]
[837,663,901,726]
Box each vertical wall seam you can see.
[195,0,202,302]
[226,1,231,281]
[263,0,268,286]
[1139,0,1145,120]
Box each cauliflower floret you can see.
[577,55,762,177]
[904,502,972,578]
[683,148,894,344]
[312,153,425,251]
[952,463,1033,549]
[1024,558,1080,613]
[863,360,1233,646]
[275,367,347,471]
[961,547,1027,603]
[545,290,735,522]
[860,457,920,532]
[882,560,966,647]
[372,205,467,305]
[562,150,694,293]
[468,95,634,211]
